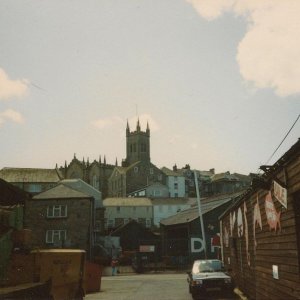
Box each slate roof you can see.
[60,179,101,200]
[161,167,183,177]
[103,197,152,206]
[0,168,63,183]
[32,184,91,200]
[160,191,242,226]
[151,197,191,206]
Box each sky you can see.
[0,0,299,175]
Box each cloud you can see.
[0,109,24,126]
[0,68,29,100]
[91,116,123,130]
[187,0,300,97]
[128,114,160,132]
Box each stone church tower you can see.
[124,119,150,166]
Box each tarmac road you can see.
[85,273,239,300]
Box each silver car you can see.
[187,259,234,299]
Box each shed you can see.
[219,139,300,300]
[160,192,242,262]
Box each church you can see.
[60,120,166,199]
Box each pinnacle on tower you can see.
[115,157,118,166]
[99,155,102,164]
[136,118,141,132]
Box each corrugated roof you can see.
[32,184,91,200]
[160,192,242,226]
[103,197,152,206]
[0,168,63,183]
[151,198,190,205]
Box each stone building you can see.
[24,184,94,258]
[108,120,166,197]
[60,155,115,199]
[60,120,166,199]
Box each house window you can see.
[46,230,66,244]
[107,219,114,228]
[116,206,121,213]
[157,174,162,181]
[146,219,151,228]
[150,168,154,174]
[47,205,67,218]
[174,183,178,190]
[27,184,42,193]
[154,190,161,196]
[175,193,178,198]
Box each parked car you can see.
[187,259,234,299]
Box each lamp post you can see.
[194,170,207,258]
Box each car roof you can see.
[193,259,221,263]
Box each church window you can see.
[92,175,99,189]
[134,166,138,173]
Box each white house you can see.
[152,197,192,227]
[103,197,153,229]
[127,182,169,198]
[161,167,186,197]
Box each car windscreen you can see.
[193,260,223,273]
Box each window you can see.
[92,175,97,188]
[154,190,161,196]
[47,205,67,218]
[174,183,178,190]
[116,206,121,213]
[27,184,42,193]
[46,230,66,244]
[157,174,162,181]
[134,166,138,173]
[146,219,151,228]
[150,168,154,174]
[107,219,115,228]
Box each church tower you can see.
[126,119,150,165]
